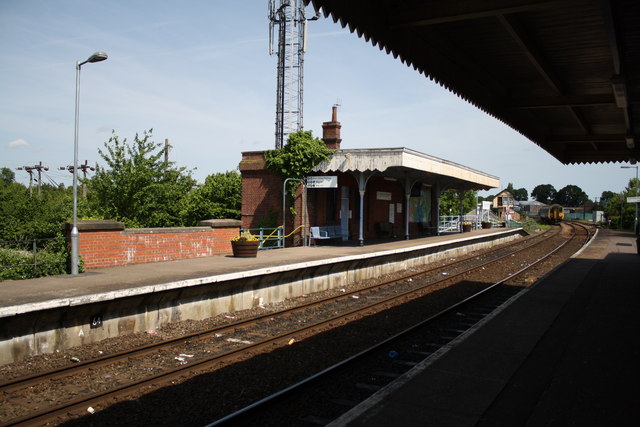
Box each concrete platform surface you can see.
[0,228,514,317]
[337,228,640,426]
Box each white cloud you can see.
[8,138,29,149]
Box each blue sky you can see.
[1,0,636,201]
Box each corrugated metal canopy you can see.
[304,0,640,164]
[313,148,500,190]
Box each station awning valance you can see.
[312,148,500,191]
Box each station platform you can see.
[338,228,640,426]
[0,228,525,365]
[0,228,512,316]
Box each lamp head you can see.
[87,52,108,63]
[78,51,108,68]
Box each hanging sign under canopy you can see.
[306,176,338,188]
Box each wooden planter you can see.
[231,240,259,258]
[462,224,472,232]
[481,222,492,229]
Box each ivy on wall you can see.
[264,130,334,215]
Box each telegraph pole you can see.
[61,160,94,198]
[17,162,49,196]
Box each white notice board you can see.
[306,176,337,188]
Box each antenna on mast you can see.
[268,0,319,149]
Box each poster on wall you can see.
[409,185,431,223]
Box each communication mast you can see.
[269,0,318,149]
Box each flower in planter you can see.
[463,221,472,226]
[232,230,258,242]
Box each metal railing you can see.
[439,214,505,232]
[0,237,69,280]
[242,227,284,250]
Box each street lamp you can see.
[71,51,107,275]
[621,165,639,235]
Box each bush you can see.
[0,240,80,281]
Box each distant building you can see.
[492,189,520,221]
[519,200,546,215]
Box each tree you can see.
[439,189,477,216]
[0,167,15,184]
[531,184,557,204]
[513,188,528,201]
[554,184,589,207]
[180,171,242,225]
[600,190,616,205]
[265,130,333,214]
[89,130,196,227]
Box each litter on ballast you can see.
[87,406,95,414]
[174,356,187,365]
[179,353,194,358]
[70,356,81,363]
[352,295,360,299]
[340,288,346,292]
[288,338,296,345]
[226,338,253,344]
[442,272,449,276]
[388,350,399,358]
[147,330,157,335]
[224,315,236,319]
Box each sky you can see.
[1,0,637,201]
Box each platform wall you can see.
[1,230,525,365]
[65,220,241,269]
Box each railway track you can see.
[0,223,591,426]
[206,222,593,426]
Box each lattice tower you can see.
[269,0,317,149]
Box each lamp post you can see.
[71,52,107,275]
[621,165,639,235]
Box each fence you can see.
[438,214,507,233]
[242,226,284,249]
[0,237,69,280]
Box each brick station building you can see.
[239,107,500,245]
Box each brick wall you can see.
[66,220,241,269]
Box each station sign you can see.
[306,175,338,188]
[627,196,640,203]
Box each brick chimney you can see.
[322,105,342,149]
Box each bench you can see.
[309,226,341,246]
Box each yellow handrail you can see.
[257,225,306,249]
[284,224,305,238]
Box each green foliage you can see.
[264,130,333,215]
[1,167,15,184]
[602,178,640,230]
[0,238,76,281]
[554,184,589,206]
[0,180,71,241]
[88,130,196,227]
[531,184,557,204]
[439,189,477,215]
[180,171,242,225]
[505,183,528,201]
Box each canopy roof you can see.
[312,148,500,191]
[304,0,640,164]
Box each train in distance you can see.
[538,204,565,223]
